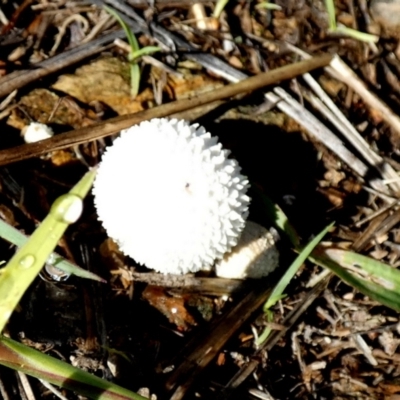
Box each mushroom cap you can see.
[215,221,279,279]
[22,122,54,143]
[93,118,250,274]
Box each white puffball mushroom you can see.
[93,118,250,274]
[215,221,279,279]
[22,122,54,143]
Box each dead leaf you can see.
[379,331,400,356]
[7,88,98,130]
[142,286,196,331]
[50,150,76,166]
[163,67,224,100]
[52,56,153,115]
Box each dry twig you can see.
[0,54,332,165]
[0,30,125,98]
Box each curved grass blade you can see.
[334,26,379,43]
[130,63,140,98]
[105,5,156,98]
[322,248,400,289]
[0,219,105,282]
[264,222,334,311]
[256,189,300,249]
[258,184,400,313]
[0,335,147,400]
[128,46,161,62]
[104,6,139,52]
[324,0,337,30]
[0,169,96,333]
[213,0,229,18]
[311,248,400,311]
[257,222,334,345]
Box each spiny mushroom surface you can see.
[93,118,250,274]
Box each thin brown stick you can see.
[219,276,330,397]
[164,280,272,400]
[0,54,332,166]
[127,0,213,7]
[131,272,244,296]
[0,30,125,98]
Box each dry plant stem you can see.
[373,348,400,365]
[303,88,391,188]
[285,44,400,193]
[0,90,17,111]
[353,206,400,253]
[322,293,378,366]
[298,75,400,194]
[306,268,331,288]
[220,276,330,397]
[81,13,113,44]
[0,377,10,400]
[0,8,8,25]
[0,54,332,166]
[351,334,378,366]
[17,371,35,400]
[39,379,69,400]
[248,388,275,400]
[100,0,245,81]
[164,281,273,400]
[50,14,90,56]
[352,209,391,252]
[26,1,390,198]
[354,200,399,228]
[131,272,243,296]
[97,1,386,194]
[127,0,212,7]
[171,100,228,120]
[328,55,400,141]
[363,186,395,204]
[374,208,400,239]
[0,30,125,98]
[191,3,208,30]
[265,88,388,194]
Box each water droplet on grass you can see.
[19,254,36,269]
[51,194,83,224]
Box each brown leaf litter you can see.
[2,0,400,399]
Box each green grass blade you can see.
[0,219,104,282]
[0,219,27,248]
[257,222,334,345]
[257,190,300,249]
[264,222,334,311]
[104,5,143,98]
[324,0,337,30]
[129,46,161,61]
[321,248,400,289]
[104,6,139,52]
[0,169,96,333]
[130,63,140,98]
[0,335,147,400]
[334,26,379,43]
[213,0,229,18]
[312,248,400,311]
